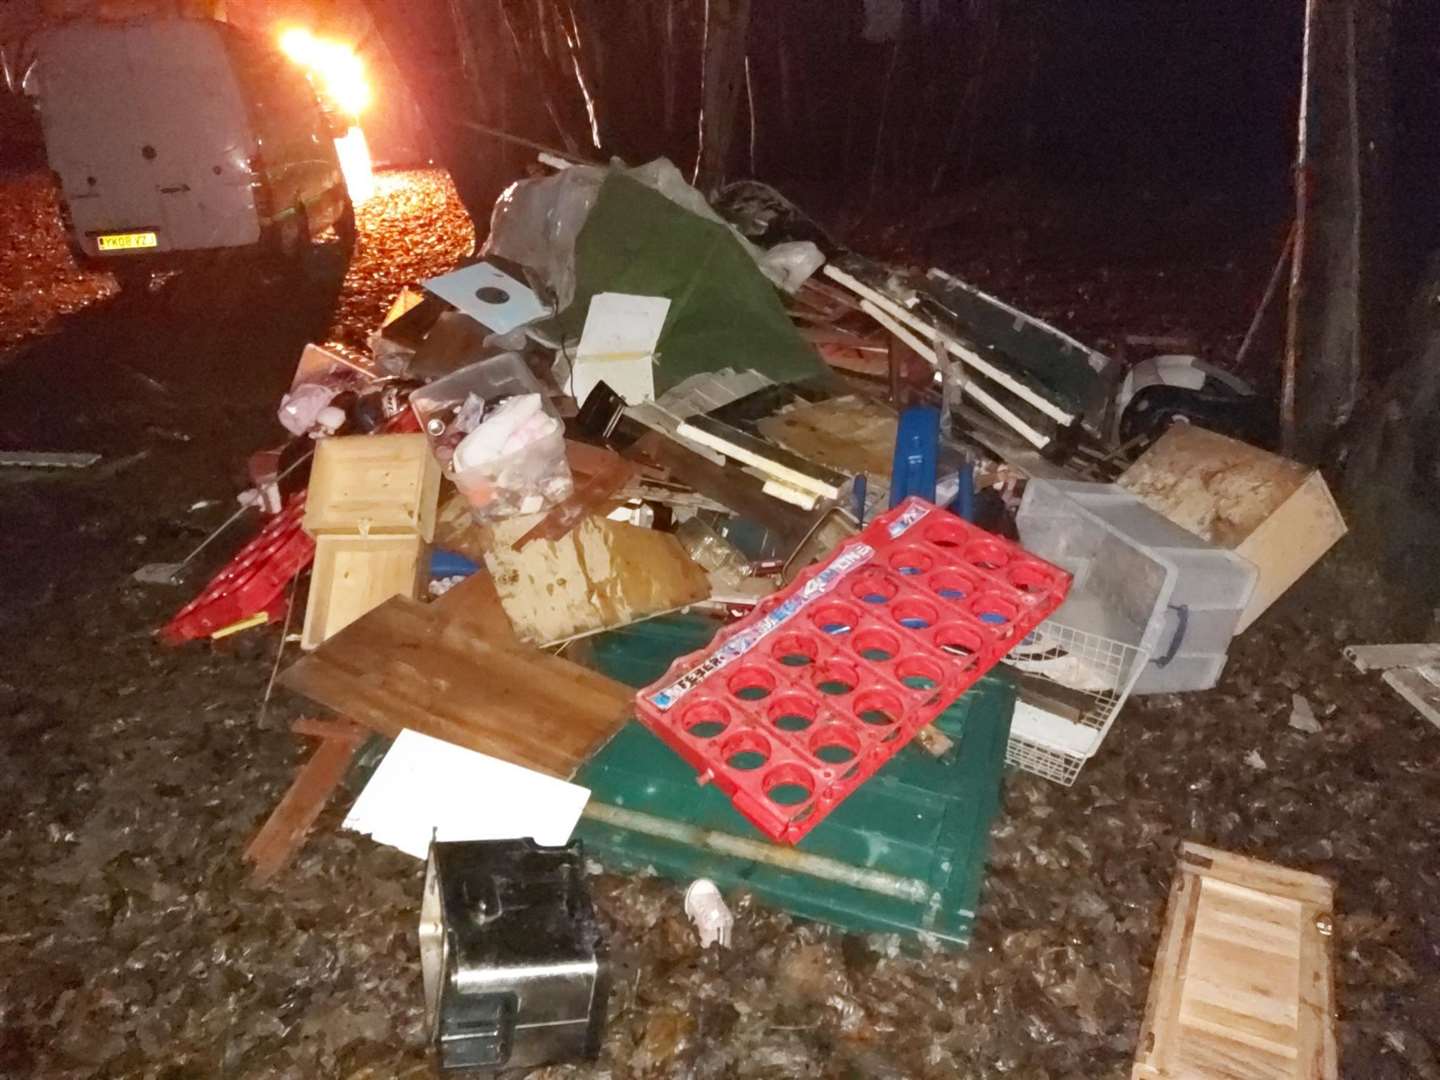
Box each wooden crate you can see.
[1134,843,1337,1080]
[301,534,428,651]
[304,433,442,540]
[1118,425,1346,633]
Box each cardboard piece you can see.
[343,729,591,859]
[1118,425,1347,632]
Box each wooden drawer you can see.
[301,533,428,651]
[304,433,441,540]
[1134,843,1337,1080]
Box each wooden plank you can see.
[824,265,1077,426]
[280,595,633,779]
[633,431,821,546]
[484,512,710,644]
[301,533,428,651]
[1134,842,1336,1080]
[244,723,365,884]
[676,415,847,498]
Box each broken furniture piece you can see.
[1343,643,1440,730]
[1119,423,1347,632]
[420,839,608,1073]
[1134,843,1337,1080]
[577,614,1017,945]
[301,432,441,650]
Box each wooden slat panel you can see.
[1134,843,1336,1080]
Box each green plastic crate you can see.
[575,615,1015,946]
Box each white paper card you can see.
[343,729,591,859]
[570,292,670,406]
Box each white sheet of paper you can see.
[570,292,670,406]
[343,729,591,859]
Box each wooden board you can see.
[676,414,847,498]
[1133,842,1337,1080]
[304,433,442,540]
[756,395,897,483]
[483,513,710,644]
[280,594,633,779]
[1118,425,1347,633]
[301,533,428,651]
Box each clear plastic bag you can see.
[449,395,573,522]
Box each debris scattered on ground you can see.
[4,145,1398,1076]
[1290,692,1322,733]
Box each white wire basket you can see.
[1000,619,1149,785]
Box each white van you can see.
[34,18,354,284]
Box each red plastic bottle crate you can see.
[635,497,1072,844]
[160,493,315,645]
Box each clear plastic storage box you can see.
[1016,480,1258,694]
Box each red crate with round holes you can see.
[635,497,1071,844]
[160,493,315,645]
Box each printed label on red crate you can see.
[634,497,1071,844]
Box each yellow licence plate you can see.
[97,231,158,252]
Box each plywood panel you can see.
[1134,843,1337,1080]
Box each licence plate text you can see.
[97,231,158,252]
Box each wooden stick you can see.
[244,723,365,885]
[1234,222,1296,372]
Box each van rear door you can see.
[38,20,262,258]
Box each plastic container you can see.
[408,353,552,436]
[1016,480,1258,694]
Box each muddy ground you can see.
[1,167,1437,1079]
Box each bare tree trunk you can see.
[693,0,753,192]
[1283,0,1363,461]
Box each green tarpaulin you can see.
[561,175,827,394]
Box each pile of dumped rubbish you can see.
[142,153,1379,1074]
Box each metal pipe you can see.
[581,801,933,903]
